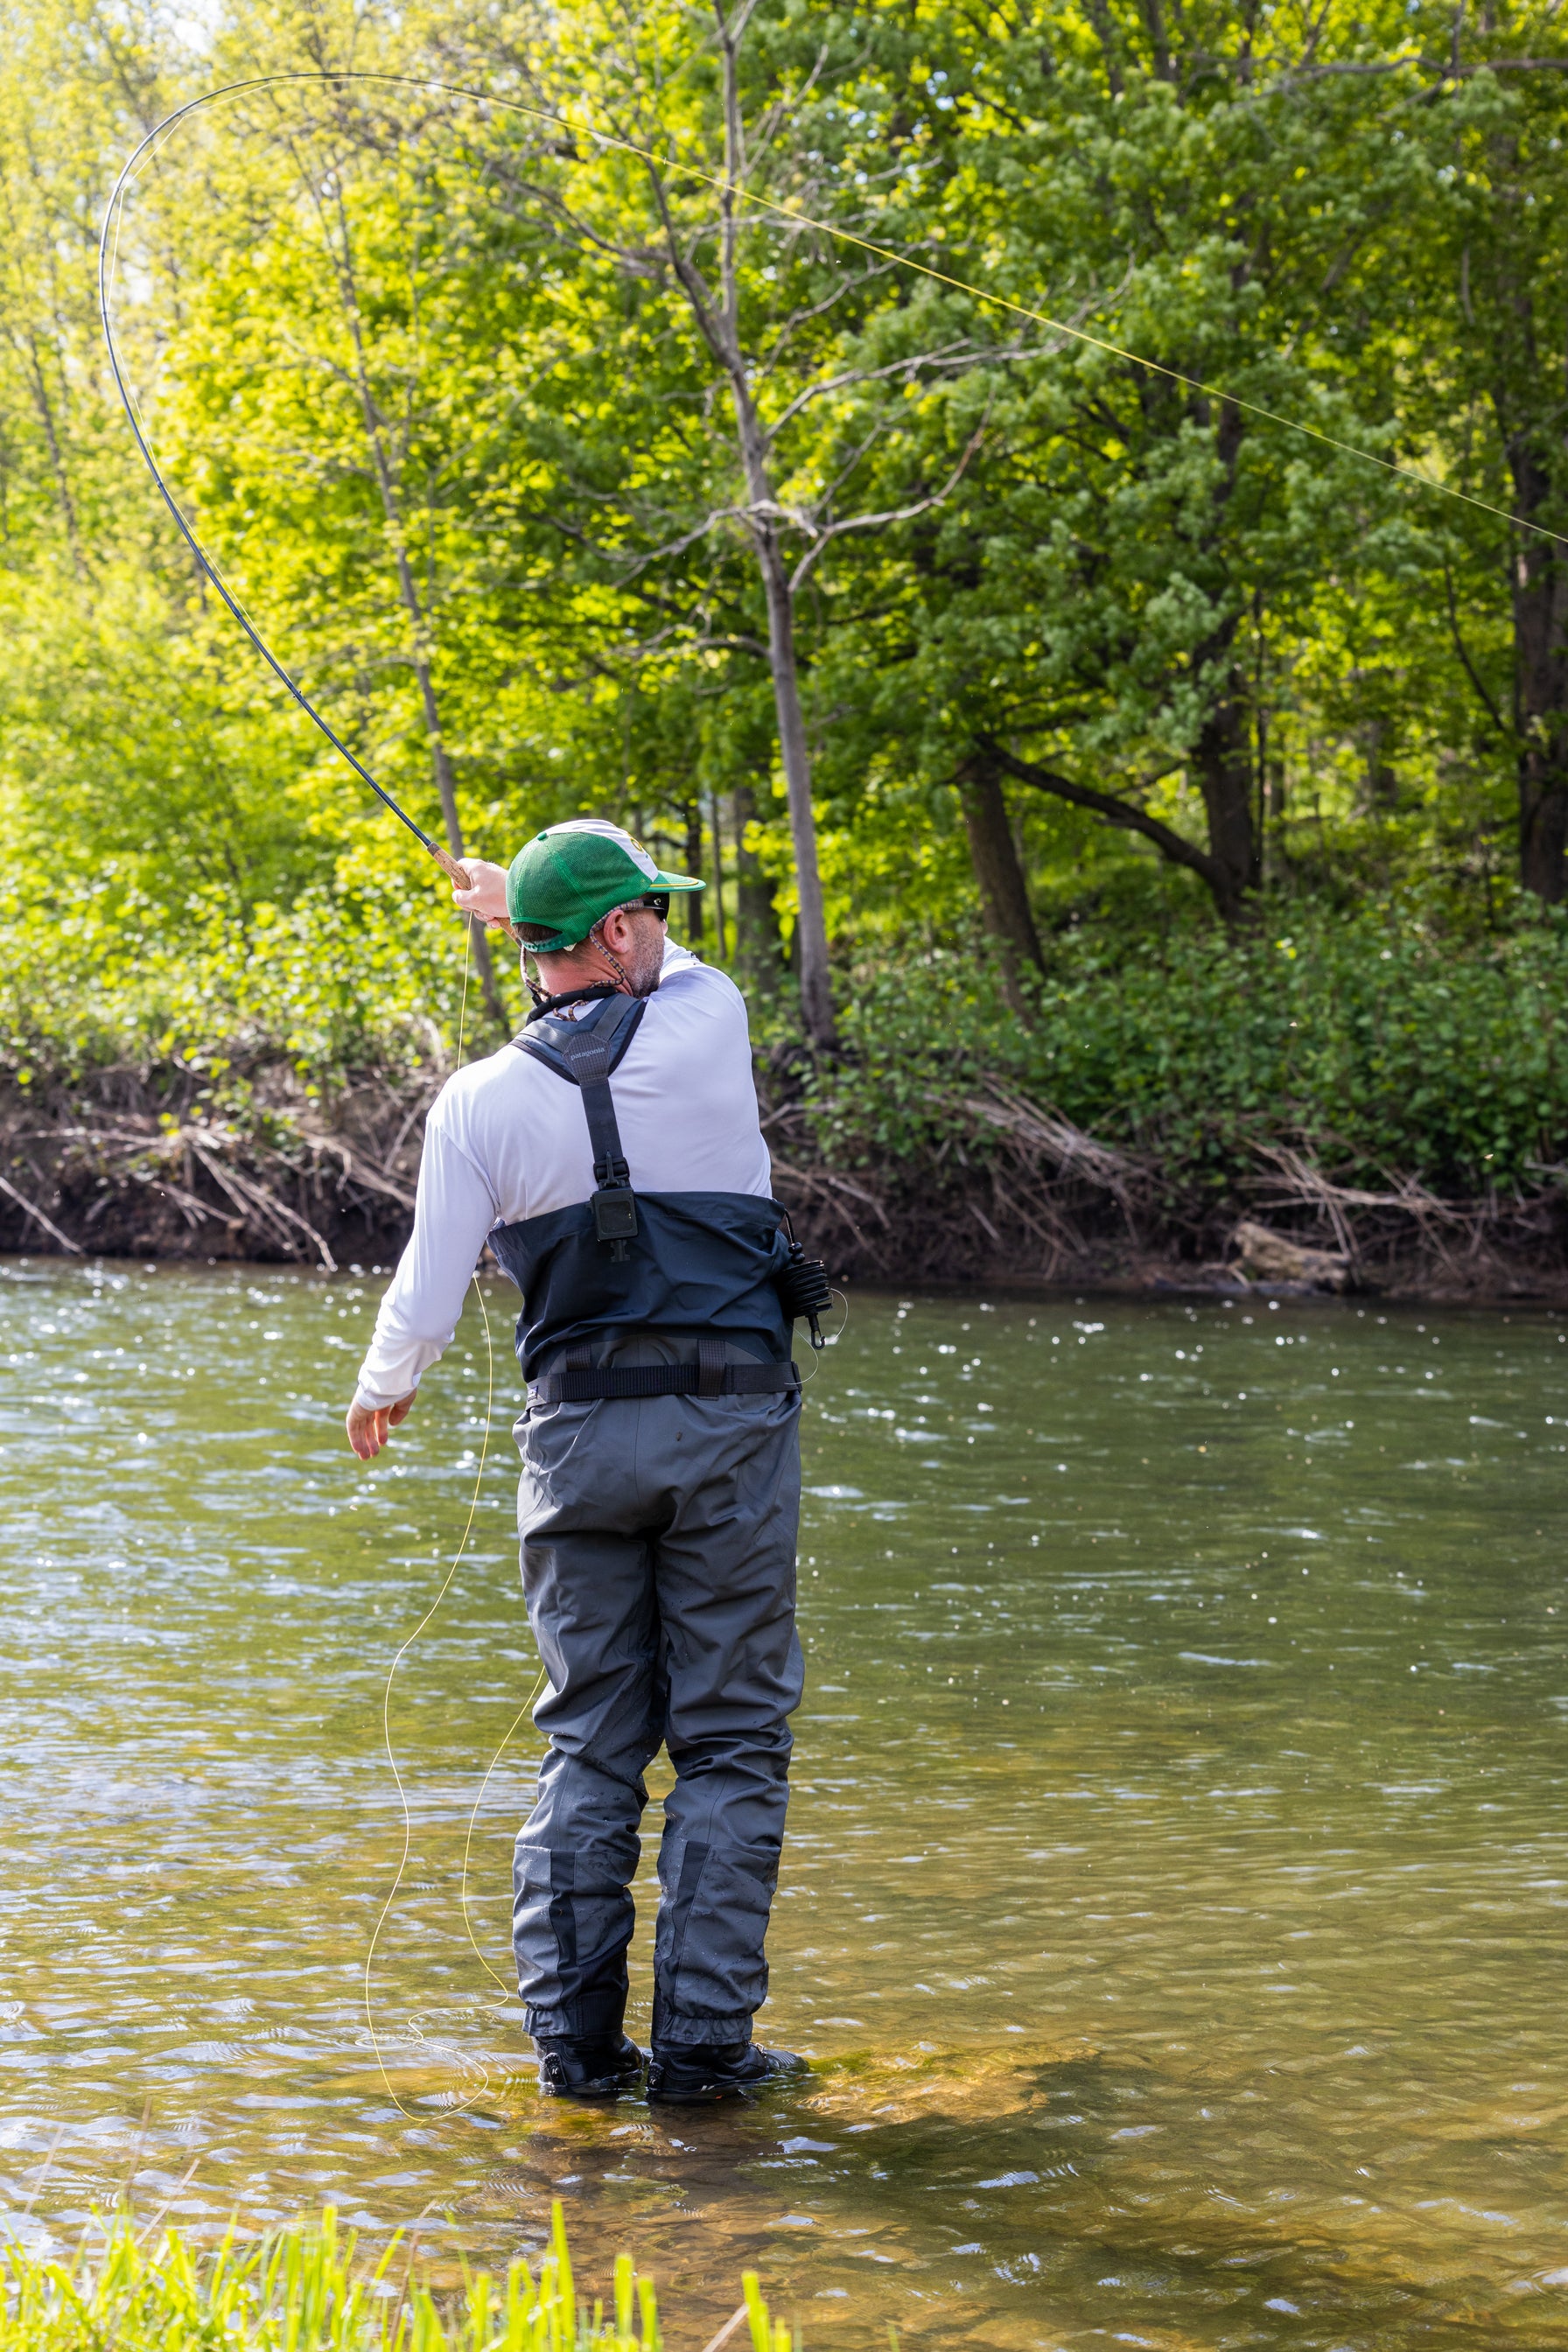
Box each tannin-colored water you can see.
[4,1256,1567,2348]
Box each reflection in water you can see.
[3,1259,1567,2346]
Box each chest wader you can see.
[490,990,809,2054]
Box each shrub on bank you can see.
[4,867,1568,1204]
[0,867,467,1097]
[806,893,1568,1199]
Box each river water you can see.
[3,1257,1567,2348]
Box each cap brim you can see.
[650,867,705,893]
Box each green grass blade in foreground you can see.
[0,2200,712,2349]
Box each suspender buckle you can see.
[592,1183,639,1258]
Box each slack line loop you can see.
[361,1252,501,2118]
[100,63,1568,598]
[360,925,550,2110]
[363,928,512,2115]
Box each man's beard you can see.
[626,925,668,997]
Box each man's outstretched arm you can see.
[345,1103,500,1459]
[346,858,508,1459]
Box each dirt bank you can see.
[4,1056,1566,1304]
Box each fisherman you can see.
[346,818,809,2107]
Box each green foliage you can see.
[0,575,341,912]
[742,2268,794,2352]
[806,894,1568,1196]
[0,2202,670,2350]
[0,855,472,1099]
[6,0,1568,1192]
[10,852,1560,1210]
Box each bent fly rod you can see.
[98,79,523,931]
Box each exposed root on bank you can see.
[760,1073,1568,1300]
[4,1057,1567,1301]
[0,1056,430,1271]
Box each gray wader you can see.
[487,993,802,2049]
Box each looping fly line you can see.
[361,926,550,2118]
[99,66,1568,877]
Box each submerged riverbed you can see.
[2,1259,1566,2348]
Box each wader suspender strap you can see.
[511,993,647,1260]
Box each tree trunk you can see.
[682,800,705,943]
[1193,666,1261,920]
[1188,395,1259,922]
[1512,525,1568,903]
[708,788,728,961]
[669,18,836,1046]
[754,544,836,1043]
[1358,715,1399,813]
[961,754,1042,1012]
[980,733,1239,916]
[1473,139,1568,900]
[732,782,784,986]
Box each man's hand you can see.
[346,1393,416,1460]
[448,858,510,926]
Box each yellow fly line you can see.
[362,928,546,2114]
[101,66,1568,556]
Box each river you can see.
[2,1257,1566,2348]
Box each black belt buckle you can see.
[592,1185,639,1259]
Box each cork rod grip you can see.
[430,844,522,946]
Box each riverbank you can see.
[4,1049,1565,1302]
[7,886,1568,1300]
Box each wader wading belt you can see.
[529,1342,802,1404]
[511,995,800,1406]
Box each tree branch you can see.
[641,150,732,368]
[788,424,988,592]
[761,337,1028,445]
[1441,550,1516,740]
[753,256,906,380]
[977,735,1230,892]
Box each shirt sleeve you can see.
[353,1099,500,1410]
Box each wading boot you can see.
[536,2034,645,2102]
[646,2040,807,2107]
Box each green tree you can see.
[1388,7,1568,900]
[805,0,1434,934]
[432,0,1025,1040]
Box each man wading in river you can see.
[345,819,809,2106]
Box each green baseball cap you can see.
[506,817,704,952]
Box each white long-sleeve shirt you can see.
[353,945,773,1409]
